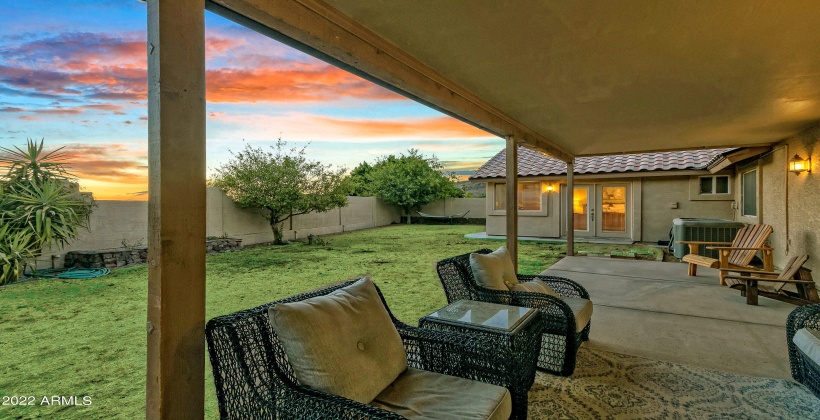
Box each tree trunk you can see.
[270,217,288,245]
[405,210,411,225]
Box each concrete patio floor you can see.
[540,256,797,380]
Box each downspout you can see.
[756,145,790,255]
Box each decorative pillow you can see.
[470,246,518,290]
[509,278,558,296]
[268,277,407,404]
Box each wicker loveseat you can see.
[437,249,591,376]
[206,278,519,419]
[787,303,820,398]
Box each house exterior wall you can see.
[737,123,820,271]
[483,174,734,242]
[641,176,734,243]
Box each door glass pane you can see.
[601,187,626,232]
[573,188,588,231]
[742,170,757,216]
[518,182,541,210]
[494,184,505,210]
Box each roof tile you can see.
[470,147,735,179]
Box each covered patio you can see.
[542,257,795,379]
[144,1,820,418]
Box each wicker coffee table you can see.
[419,300,542,419]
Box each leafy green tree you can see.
[367,149,463,224]
[210,141,351,245]
[0,138,93,285]
[348,161,374,196]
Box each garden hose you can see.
[33,267,111,279]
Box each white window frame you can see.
[492,181,544,212]
[698,175,731,195]
[741,169,758,217]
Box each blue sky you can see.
[0,0,501,199]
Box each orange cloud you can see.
[311,115,490,138]
[56,144,148,187]
[208,112,495,143]
[205,65,400,103]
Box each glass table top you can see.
[424,300,535,332]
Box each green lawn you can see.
[0,225,661,419]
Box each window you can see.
[699,175,730,194]
[494,182,542,211]
[741,170,757,217]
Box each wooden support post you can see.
[146,1,206,419]
[506,135,518,271]
[566,161,575,257]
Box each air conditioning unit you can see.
[670,218,746,259]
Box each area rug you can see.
[528,347,820,419]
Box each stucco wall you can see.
[641,176,734,243]
[482,176,735,242]
[742,123,820,271]
[37,188,401,267]
[486,189,558,237]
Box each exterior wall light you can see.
[544,183,555,193]
[789,154,811,174]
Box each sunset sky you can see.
[0,0,501,200]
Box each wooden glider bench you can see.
[723,255,818,306]
[678,224,773,285]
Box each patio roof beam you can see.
[506,135,518,270]
[146,1,206,418]
[206,0,573,163]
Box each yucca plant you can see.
[0,224,34,285]
[6,178,91,253]
[0,138,71,183]
[0,139,93,283]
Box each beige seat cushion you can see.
[470,247,518,290]
[793,328,820,365]
[371,367,511,420]
[561,297,593,333]
[268,277,407,404]
[510,278,557,297]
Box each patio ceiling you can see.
[215,0,820,159]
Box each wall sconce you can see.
[544,183,555,193]
[789,154,811,174]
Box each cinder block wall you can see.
[418,198,486,218]
[37,188,403,268]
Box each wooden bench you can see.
[678,224,773,285]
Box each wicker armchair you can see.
[436,249,591,376]
[206,278,518,419]
[787,303,820,398]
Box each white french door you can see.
[563,183,631,239]
[563,185,594,236]
[595,184,630,238]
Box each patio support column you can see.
[505,135,518,270]
[146,1,206,419]
[566,160,575,256]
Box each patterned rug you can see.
[527,347,820,419]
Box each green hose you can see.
[34,267,111,279]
